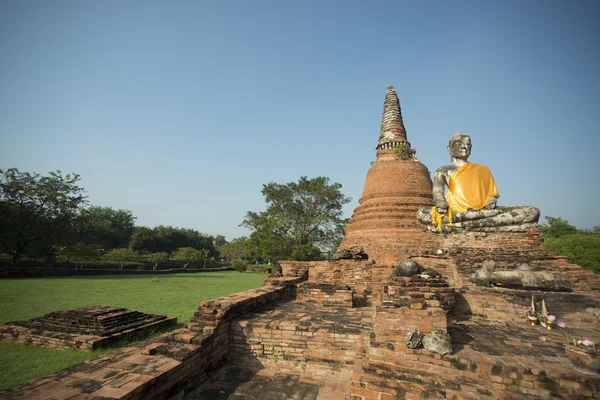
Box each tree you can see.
[152,226,215,254]
[213,234,227,257]
[102,248,138,269]
[171,247,202,269]
[200,248,210,269]
[0,168,87,266]
[76,206,136,250]
[242,176,351,261]
[539,216,578,239]
[219,237,249,261]
[245,217,293,262]
[543,234,600,273]
[129,226,158,252]
[147,252,170,270]
[59,243,102,269]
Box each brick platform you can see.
[230,301,373,369]
[184,365,351,400]
[0,306,177,351]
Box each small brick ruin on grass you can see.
[0,306,177,350]
[1,85,599,399]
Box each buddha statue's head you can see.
[448,132,472,161]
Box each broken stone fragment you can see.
[421,268,442,278]
[469,264,572,292]
[405,330,424,349]
[422,329,453,355]
[394,259,424,277]
[332,246,369,260]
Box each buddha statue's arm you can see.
[484,197,497,210]
[432,168,449,213]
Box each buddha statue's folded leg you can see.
[417,206,540,232]
[452,206,540,229]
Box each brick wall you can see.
[229,317,366,371]
[296,282,353,307]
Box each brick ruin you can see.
[0,306,177,351]
[1,86,599,399]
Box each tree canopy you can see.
[0,168,227,267]
[76,206,136,250]
[539,216,578,239]
[540,216,600,273]
[242,176,351,261]
[0,168,87,265]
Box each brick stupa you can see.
[338,85,441,265]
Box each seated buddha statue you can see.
[417,133,539,232]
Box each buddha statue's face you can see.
[448,134,472,161]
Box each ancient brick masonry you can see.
[0,306,177,351]
[339,85,441,266]
[377,84,408,149]
[296,282,353,307]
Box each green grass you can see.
[0,272,267,390]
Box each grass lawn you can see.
[0,271,267,390]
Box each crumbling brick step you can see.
[185,367,321,399]
[185,365,350,400]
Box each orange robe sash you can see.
[446,163,499,212]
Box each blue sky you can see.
[1,0,599,240]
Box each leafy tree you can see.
[213,234,227,257]
[543,234,600,273]
[171,247,202,269]
[200,248,210,268]
[242,176,350,261]
[59,243,102,269]
[0,168,87,266]
[539,216,578,239]
[76,206,136,250]
[129,226,158,252]
[102,248,138,269]
[245,216,293,263]
[219,237,249,261]
[147,252,169,270]
[153,226,215,254]
[290,243,321,261]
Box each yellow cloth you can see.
[446,162,499,212]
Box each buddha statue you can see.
[417,133,539,232]
[433,132,498,214]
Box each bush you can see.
[291,244,321,261]
[392,142,413,160]
[542,234,600,273]
[231,260,248,272]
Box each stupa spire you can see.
[377,84,409,150]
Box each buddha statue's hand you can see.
[483,198,497,210]
[435,201,449,214]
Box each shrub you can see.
[102,248,139,270]
[542,234,600,273]
[231,260,248,272]
[291,244,321,261]
[392,142,413,160]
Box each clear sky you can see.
[1,0,599,240]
